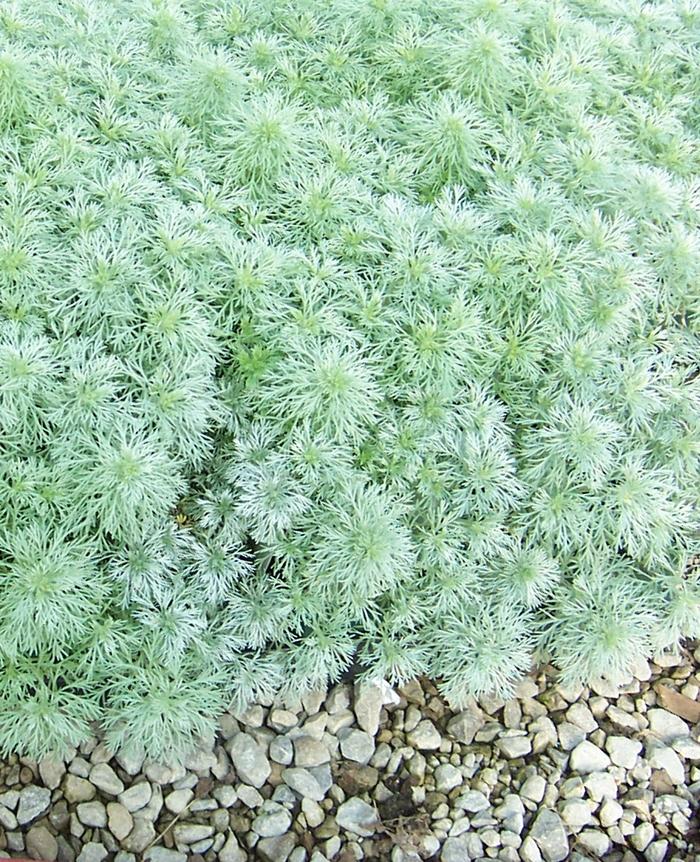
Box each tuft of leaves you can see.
[0,0,698,760]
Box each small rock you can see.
[90,763,124,796]
[107,802,133,841]
[577,830,610,856]
[302,797,325,828]
[282,768,325,801]
[566,703,597,733]
[219,832,247,862]
[606,736,642,769]
[76,843,108,862]
[630,822,654,852]
[121,817,156,853]
[115,747,145,776]
[63,775,96,804]
[257,834,297,862]
[339,729,375,764]
[557,723,585,751]
[237,704,264,727]
[270,736,294,765]
[26,825,58,861]
[172,823,215,845]
[570,741,610,774]
[644,840,669,862]
[406,719,441,750]
[237,783,263,808]
[336,763,379,796]
[165,788,194,814]
[559,799,592,830]
[599,798,623,827]
[442,834,483,861]
[647,709,689,743]
[457,789,490,812]
[520,836,543,862]
[0,790,19,810]
[268,709,298,732]
[496,735,532,759]
[647,746,684,784]
[354,681,394,736]
[434,764,462,793]
[77,801,107,828]
[0,805,18,830]
[38,759,66,791]
[252,805,292,838]
[583,771,617,802]
[336,798,379,837]
[228,733,271,788]
[294,736,330,768]
[17,786,51,825]
[144,850,187,862]
[520,775,546,803]
[118,782,152,812]
[529,809,569,862]
[446,707,485,744]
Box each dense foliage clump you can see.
[1,0,699,760]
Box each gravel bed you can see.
[0,649,699,862]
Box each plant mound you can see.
[1,0,699,760]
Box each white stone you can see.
[353,682,385,737]
[599,798,623,827]
[457,789,490,812]
[107,802,133,841]
[118,782,152,813]
[144,850,187,862]
[672,737,700,759]
[39,758,66,791]
[630,822,654,852]
[90,762,124,796]
[557,722,585,751]
[64,775,96,803]
[228,733,271,788]
[165,788,194,814]
[77,801,107,828]
[583,771,617,802]
[269,709,298,732]
[282,768,325,801]
[577,830,610,856]
[566,703,597,733]
[647,709,689,743]
[446,707,485,744]
[294,736,330,768]
[434,764,463,793]
[570,741,610,774]
[406,719,441,750]
[26,825,58,862]
[496,735,532,759]
[270,736,294,765]
[219,832,246,862]
[253,805,293,838]
[302,797,325,828]
[77,843,108,862]
[0,806,17,830]
[647,745,685,784]
[17,786,51,825]
[336,798,378,837]
[606,736,642,769]
[520,836,543,862]
[559,799,592,830]
[644,840,669,862]
[339,728,375,764]
[172,823,214,845]
[529,809,569,862]
[520,775,546,803]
